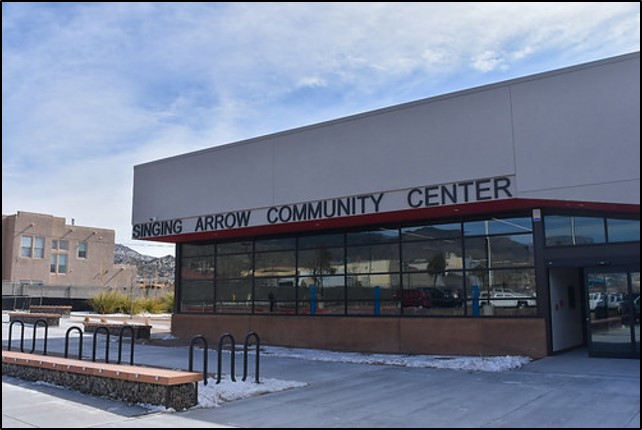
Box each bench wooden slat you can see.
[2,351,202,385]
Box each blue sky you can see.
[2,2,640,257]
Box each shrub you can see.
[88,291,174,315]
[88,290,128,314]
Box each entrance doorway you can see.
[585,268,640,358]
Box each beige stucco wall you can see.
[2,212,135,289]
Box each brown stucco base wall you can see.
[172,315,548,359]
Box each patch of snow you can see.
[138,403,175,414]
[195,376,307,409]
[260,346,530,372]
[155,333,178,341]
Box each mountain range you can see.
[114,244,175,284]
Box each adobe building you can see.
[132,52,640,358]
[2,211,136,300]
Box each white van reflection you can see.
[480,288,537,308]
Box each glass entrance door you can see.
[586,268,639,358]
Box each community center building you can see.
[132,52,640,359]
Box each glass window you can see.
[215,279,252,313]
[217,241,252,255]
[402,272,464,316]
[180,280,214,313]
[298,233,344,249]
[181,257,215,280]
[21,236,33,258]
[402,240,463,272]
[52,239,70,251]
[183,243,216,257]
[466,269,537,317]
[78,242,88,259]
[346,274,400,316]
[401,223,461,241]
[347,227,399,245]
[573,217,605,245]
[21,236,45,259]
[464,237,488,270]
[465,217,532,236]
[50,254,68,274]
[347,243,400,273]
[255,251,296,277]
[545,215,608,246]
[255,277,296,314]
[34,237,45,258]
[544,216,573,246]
[255,237,295,252]
[346,274,399,300]
[607,218,640,243]
[57,254,68,274]
[298,247,345,276]
[216,253,252,278]
[298,275,346,315]
[488,234,534,268]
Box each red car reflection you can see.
[394,289,432,308]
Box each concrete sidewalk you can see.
[2,315,640,428]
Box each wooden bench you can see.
[2,351,202,410]
[29,305,73,317]
[84,322,152,340]
[9,313,61,327]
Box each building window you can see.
[20,236,45,258]
[606,218,640,243]
[21,236,33,258]
[545,214,639,246]
[50,254,68,274]
[78,242,88,259]
[463,216,536,317]
[52,239,69,250]
[178,214,537,318]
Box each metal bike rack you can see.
[29,319,49,355]
[243,332,260,383]
[7,320,26,352]
[217,333,236,384]
[64,326,84,360]
[189,335,209,385]
[117,326,135,365]
[92,326,111,363]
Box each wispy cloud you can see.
[2,2,639,256]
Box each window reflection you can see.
[180,280,213,313]
[298,233,344,249]
[217,241,253,255]
[466,269,537,317]
[255,251,296,277]
[255,277,296,314]
[182,243,216,258]
[216,253,252,278]
[464,217,532,236]
[347,243,399,273]
[347,228,399,245]
[215,279,252,314]
[573,217,605,244]
[255,237,295,252]
[298,248,345,276]
[607,218,640,243]
[402,240,463,272]
[178,214,542,318]
[401,223,461,241]
[181,257,215,280]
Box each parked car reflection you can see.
[480,288,537,308]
